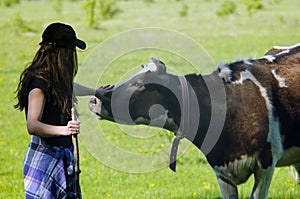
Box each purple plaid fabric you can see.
[23,135,81,199]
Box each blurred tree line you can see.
[82,0,120,27]
[1,0,282,28]
[216,0,281,16]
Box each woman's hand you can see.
[95,84,114,99]
[65,119,81,135]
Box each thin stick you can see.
[71,107,80,199]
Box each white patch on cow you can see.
[214,155,256,185]
[233,70,283,164]
[274,43,300,50]
[217,61,225,68]
[271,69,288,88]
[272,43,300,57]
[231,70,251,85]
[138,61,158,75]
[242,59,253,65]
[217,59,255,83]
[218,64,232,83]
[267,108,283,164]
[276,49,290,56]
[260,55,276,62]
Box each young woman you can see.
[15,22,112,198]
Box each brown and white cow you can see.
[89,44,300,199]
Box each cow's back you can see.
[264,46,300,121]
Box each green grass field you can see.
[0,0,300,198]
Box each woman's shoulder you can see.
[25,70,49,98]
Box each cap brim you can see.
[76,39,87,50]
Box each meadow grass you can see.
[0,0,300,198]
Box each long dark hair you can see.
[14,44,78,115]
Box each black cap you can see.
[40,22,86,50]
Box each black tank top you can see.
[24,72,72,148]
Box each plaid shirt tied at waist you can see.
[23,135,81,199]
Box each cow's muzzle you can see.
[88,96,110,119]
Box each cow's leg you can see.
[250,166,274,199]
[217,177,238,199]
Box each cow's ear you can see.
[151,57,166,74]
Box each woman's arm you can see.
[73,82,96,96]
[26,88,80,137]
[73,82,114,98]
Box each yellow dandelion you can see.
[203,185,211,190]
[150,182,155,188]
[0,141,5,145]
[121,134,126,139]
[9,148,14,153]
[192,191,197,197]
[113,136,118,140]
[0,77,3,83]
[82,157,87,162]
[107,193,111,198]
[107,135,112,140]
[97,170,101,175]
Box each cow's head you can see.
[89,57,181,131]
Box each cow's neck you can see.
[165,73,213,148]
[183,74,212,148]
[168,73,215,171]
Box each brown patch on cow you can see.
[207,77,270,167]
[263,46,300,148]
